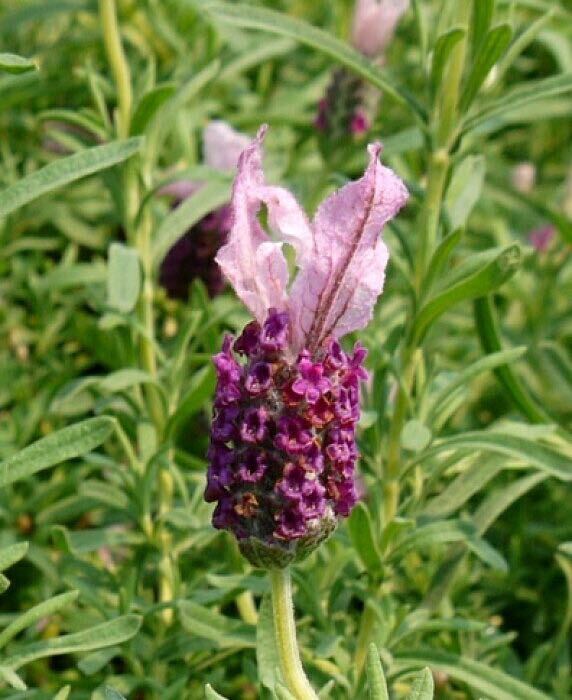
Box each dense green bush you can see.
[0,1,571,698]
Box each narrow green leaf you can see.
[426,347,527,426]
[77,647,120,676]
[414,246,521,342]
[4,615,142,670]
[464,73,572,133]
[205,686,230,700]
[178,600,255,649]
[131,83,176,135]
[474,296,550,422]
[107,243,141,313]
[412,431,571,481]
[348,503,382,576]
[495,9,556,83]
[204,2,424,116]
[219,37,295,81]
[0,138,141,219]
[391,520,474,558]
[444,155,486,230]
[460,24,512,111]
[53,686,71,700]
[0,591,79,650]
[36,263,107,292]
[465,536,508,572]
[0,574,9,594]
[0,416,115,489]
[470,0,494,51]
[405,668,434,700]
[165,365,216,438]
[152,181,231,264]
[422,228,462,294]
[0,52,37,74]
[366,644,389,700]
[0,542,29,572]
[431,28,465,93]
[0,666,26,690]
[98,368,156,393]
[473,472,548,534]
[423,457,503,518]
[256,594,280,691]
[394,649,551,700]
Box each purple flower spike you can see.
[206,128,407,568]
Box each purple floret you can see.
[260,308,289,353]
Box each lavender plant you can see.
[0,0,571,699]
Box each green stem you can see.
[270,568,319,700]
[100,0,172,621]
[99,0,132,139]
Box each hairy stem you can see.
[270,568,319,700]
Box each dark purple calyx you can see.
[205,309,368,568]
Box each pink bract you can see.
[351,0,410,58]
[215,126,409,355]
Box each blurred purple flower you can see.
[159,121,251,299]
[206,127,408,567]
[529,225,555,253]
[315,0,409,145]
[351,0,410,57]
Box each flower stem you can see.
[100,0,172,623]
[270,568,319,700]
[99,0,132,139]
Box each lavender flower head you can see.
[206,126,408,567]
[159,121,251,299]
[315,0,409,148]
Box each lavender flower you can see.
[159,121,251,299]
[206,126,408,567]
[315,0,409,146]
[529,225,555,253]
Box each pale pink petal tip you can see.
[218,126,409,353]
[203,120,252,172]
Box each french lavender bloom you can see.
[205,126,408,568]
[315,0,409,148]
[159,121,251,299]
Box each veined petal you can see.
[203,120,252,172]
[289,143,408,352]
[215,126,289,322]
